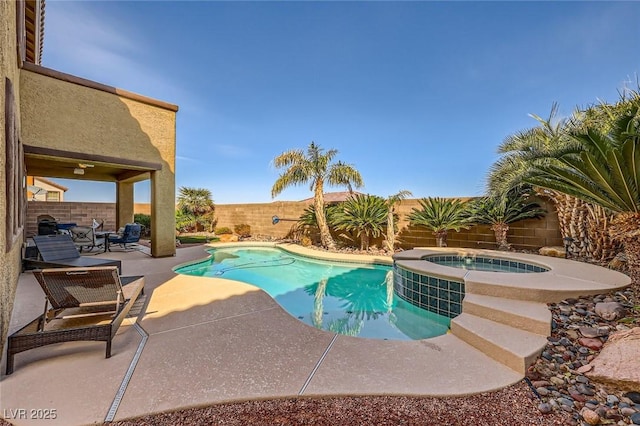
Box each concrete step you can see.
[463,293,551,336]
[450,313,548,375]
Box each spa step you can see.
[450,313,547,375]
[462,294,551,336]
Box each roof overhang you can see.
[24,145,162,184]
[23,0,45,65]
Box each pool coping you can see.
[1,243,632,425]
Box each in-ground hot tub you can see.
[392,248,556,319]
[424,254,549,273]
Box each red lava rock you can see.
[578,338,603,351]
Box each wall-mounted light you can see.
[73,168,85,175]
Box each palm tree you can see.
[176,187,216,232]
[331,194,387,251]
[526,96,640,281]
[272,142,363,249]
[469,192,546,251]
[383,190,413,253]
[486,103,613,259]
[407,197,472,247]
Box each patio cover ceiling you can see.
[24,145,162,183]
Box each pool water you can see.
[175,247,450,340]
[425,255,548,273]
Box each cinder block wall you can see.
[26,201,117,237]
[39,197,562,251]
[214,197,563,251]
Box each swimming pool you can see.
[175,246,450,340]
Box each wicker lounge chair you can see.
[23,234,121,273]
[6,266,144,375]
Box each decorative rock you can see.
[570,389,587,402]
[576,375,590,384]
[607,395,620,405]
[578,364,594,374]
[577,384,595,396]
[622,407,638,416]
[559,397,575,408]
[536,387,550,396]
[630,412,640,425]
[581,407,601,425]
[625,392,640,404]
[539,246,566,258]
[586,328,640,392]
[579,338,603,351]
[580,327,609,338]
[538,402,553,414]
[550,376,566,386]
[595,302,626,321]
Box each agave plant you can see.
[469,192,546,251]
[331,194,388,250]
[527,95,640,281]
[407,197,472,247]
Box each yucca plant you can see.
[272,142,364,250]
[407,197,472,247]
[527,95,640,281]
[469,192,546,251]
[331,194,388,250]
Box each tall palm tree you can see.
[526,97,640,281]
[272,142,363,249]
[176,187,216,232]
[469,192,546,251]
[331,194,388,250]
[407,197,472,247]
[383,190,412,253]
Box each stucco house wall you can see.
[0,0,26,362]
[19,67,177,257]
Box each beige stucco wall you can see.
[19,69,177,257]
[0,0,26,359]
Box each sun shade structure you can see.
[6,266,144,374]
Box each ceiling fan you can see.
[74,163,94,175]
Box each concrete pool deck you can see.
[0,243,631,425]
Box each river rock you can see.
[585,327,640,392]
[538,402,553,414]
[595,302,626,321]
[625,392,640,404]
[632,412,640,425]
[579,338,604,351]
[581,407,601,425]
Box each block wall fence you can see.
[27,198,562,250]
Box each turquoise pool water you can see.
[425,255,548,273]
[175,247,450,340]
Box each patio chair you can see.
[69,226,105,252]
[23,234,122,274]
[6,266,144,374]
[108,223,142,251]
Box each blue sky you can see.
[44,1,640,204]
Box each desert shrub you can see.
[215,226,233,235]
[134,213,151,236]
[234,224,251,238]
